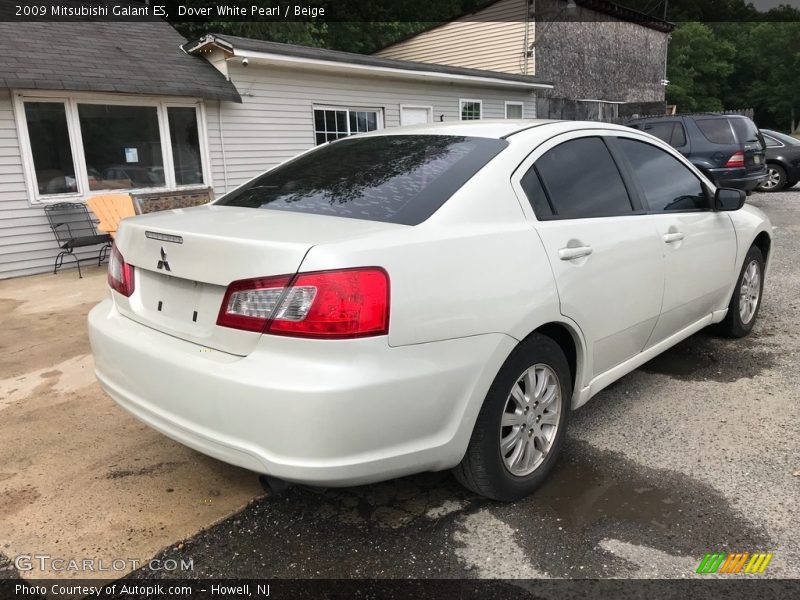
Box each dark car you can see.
[626,114,767,193]
[756,129,800,192]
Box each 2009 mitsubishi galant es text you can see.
[88,120,772,501]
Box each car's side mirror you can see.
[715,187,746,211]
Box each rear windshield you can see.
[215,135,508,225]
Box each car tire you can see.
[718,245,765,338]
[757,164,786,192]
[453,333,571,501]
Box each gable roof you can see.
[184,34,553,90]
[0,19,241,102]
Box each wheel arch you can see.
[518,321,586,408]
[752,230,772,263]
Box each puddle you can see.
[640,333,773,382]
[495,439,772,576]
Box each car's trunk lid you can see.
[112,205,398,355]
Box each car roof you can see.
[358,119,637,140]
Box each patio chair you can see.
[86,193,136,238]
[44,202,111,278]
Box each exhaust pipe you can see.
[258,474,292,497]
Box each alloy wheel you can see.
[499,364,562,477]
[739,259,761,325]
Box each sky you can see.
[750,0,800,10]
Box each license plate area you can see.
[135,269,224,333]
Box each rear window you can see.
[729,118,763,146]
[215,135,508,225]
[695,118,736,145]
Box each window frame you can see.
[504,101,524,119]
[459,99,483,121]
[762,134,784,148]
[13,90,212,205]
[312,105,384,145]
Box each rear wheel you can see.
[757,164,786,192]
[453,334,571,501]
[718,246,764,338]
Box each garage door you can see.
[400,106,432,126]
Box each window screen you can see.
[216,135,508,225]
[505,103,523,119]
[534,137,633,219]
[618,139,708,212]
[696,118,735,144]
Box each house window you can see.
[23,102,77,195]
[17,94,209,202]
[460,100,482,121]
[505,102,524,119]
[313,107,381,145]
[78,104,165,190]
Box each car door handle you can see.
[663,232,685,243]
[558,245,593,260]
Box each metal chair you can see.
[44,202,112,278]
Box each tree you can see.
[666,22,735,112]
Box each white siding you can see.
[0,90,102,279]
[210,62,537,195]
[374,0,533,75]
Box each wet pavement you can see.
[126,189,800,581]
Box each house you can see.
[374,0,674,121]
[0,20,551,279]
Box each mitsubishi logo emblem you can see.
[157,246,171,271]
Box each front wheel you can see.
[453,334,571,501]
[757,164,786,192]
[718,245,765,338]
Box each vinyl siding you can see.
[210,62,537,195]
[374,0,533,75]
[0,90,102,279]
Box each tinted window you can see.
[729,118,760,143]
[618,139,708,212]
[695,118,736,144]
[520,167,553,217]
[534,137,633,219]
[216,135,507,225]
[763,134,782,148]
[766,130,800,146]
[643,122,675,144]
[672,123,687,146]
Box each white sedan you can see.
[88,120,772,501]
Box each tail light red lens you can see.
[108,245,135,297]
[217,267,390,339]
[725,151,745,168]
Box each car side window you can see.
[695,118,736,144]
[533,137,633,219]
[671,123,687,147]
[618,138,708,212]
[520,167,553,217]
[763,134,781,148]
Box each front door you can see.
[612,136,737,345]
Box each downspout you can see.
[218,102,229,193]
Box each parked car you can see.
[626,114,767,193]
[88,121,772,501]
[756,129,800,192]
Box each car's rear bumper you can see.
[88,298,515,486]
[708,167,767,192]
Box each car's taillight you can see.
[216,267,390,339]
[725,151,745,168]
[108,245,135,297]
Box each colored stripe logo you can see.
[696,552,773,574]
